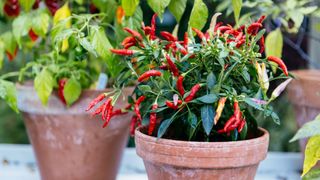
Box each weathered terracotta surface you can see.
[287,70,320,152]
[17,84,133,180]
[135,126,269,180]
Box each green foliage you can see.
[189,0,208,31]
[290,115,320,142]
[231,0,242,26]
[122,0,140,16]
[147,0,171,18]
[0,80,18,112]
[168,0,187,22]
[63,77,82,106]
[18,0,36,12]
[34,68,55,105]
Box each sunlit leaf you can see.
[189,0,208,31]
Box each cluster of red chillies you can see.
[86,94,131,128]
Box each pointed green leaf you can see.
[32,11,50,37]
[19,0,35,12]
[12,14,32,46]
[34,69,54,105]
[157,118,174,138]
[63,77,82,106]
[0,80,18,113]
[231,0,242,25]
[302,136,320,176]
[122,0,140,16]
[147,0,171,18]
[91,26,113,60]
[168,0,187,22]
[189,0,208,31]
[207,72,216,89]
[1,32,17,55]
[196,94,218,104]
[201,105,215,135]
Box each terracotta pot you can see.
[287,70,320,151]
[135,126,269,180]
[17,84,133,180]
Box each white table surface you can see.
[0,144,303,180]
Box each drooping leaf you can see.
[147,0,171,18]
[122,0,140,16]
[12,14,32,46]
[91,26,113,60]
[188,111,198,139]
[63,77,82,106]
[302,136,320,177]
[0,32,17,55]
[79,38,97,57]
[32,11,50,37]
[19,0,35,12]
[0,40,4,69]
[196,94,218,104]
[265,28,283,72]
[189,0,208,31]
[201,104,215,135]
[157,118,174,138]
[0,80,18,113]
[207,72,216,89]
[168,0,187,22]
[34,68,55,105]
[290,115,320,142]
[231,0,242,26]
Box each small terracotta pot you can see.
[17,83,133,180]
[287,70,320,152]
[135,126,269,180]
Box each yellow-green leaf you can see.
[32,11,50,37]
[19,0,35,12]
[265,28,283,72]
[63,77,81,106]
[53,3,71,26]
[231,0,242,26]
[147,0,171,18]
[0,40,4,69]
[189,0,208,31]
[122,0,140,16]
[34,69,54,105]
[168,0,187,22]
[302,136,320,177]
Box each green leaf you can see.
[122,0,140,16]
[0,80,18,113]
[63,77,82,106]
[201,105,215,135]
[231,0,242,26]
[188,111,197,138]
[32,11,50,37]
[241,67,250,83]
[138,85,151,92]
[0,40,4,69]
[303,169,320,180]
[207,72,216,89]
[0,32,17,55]
[265,28,283,72]
[12,14,32,46]
[34,69,55,105]
[302,136,320,177]
[147,0,171,18]
[157,118,173,138]
[290,115,320,142]
[239,122,247,140]
[91,26,113,60]
[168,0,187,22]
[19,0,35,12]
[244,97,263,110]
[189,0,208,31]
[79,38,97,57]
[196,94,218,104]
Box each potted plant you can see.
[0,1,141,179]
[291,114,320,179]
[88,7,293,178]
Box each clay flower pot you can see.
[287,70,320,151]
[17,83,133,180]
[135,126,269,180]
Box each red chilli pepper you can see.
[257,15,266,24]
[91,104,104,116]
[134,96,146,121]
[28,29,38,42]
[247,23,263,35]
[138,70,162,82]
[130,116,138,136]
[238,119,246,133]
[192,28,205,40]
[160,31,177,42]
[86,93,106,111]
[218,26,232,33]
[166,100,182,110]
[259,35,265,53]
[103,102,114,128]
[148,103,158,135]
[58,78,67,105]
[110,49,136,56]
[102,98,112,121]
[121,36,136,47]
[267,56,289,76]
[123,28,142,41]
[176,75,185,96]
[183,32,188,49]
[165,54,179,77]
[185,84,201,103]
[6,48,18,62]
[151,14,157,40]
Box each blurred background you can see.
[2,0,320,152]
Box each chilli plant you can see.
[0,0,142,111]
[87,14,292,141]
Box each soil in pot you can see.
[17,83,133,180]
[287,70,320,152]
[135,126,269,180]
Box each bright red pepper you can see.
[238,119,246,133]
[267,56,289,76]
[101,98,112,121]
[165,54,179,77]
[192,28,205,40]
[183,32,188,49]
[134,96,146,121]
[121,36,136,47]
[218,26,232,33]
[91,104,104,116]
[28,29,38,42]
[214,22,223,32]
[58,78,67,105]
[166,100,183,110]
[148,103,158,135]
[110,49,136,56]
[151,14,157,40]
[247,23,263,35]
[259,35,265,53]
[103,103,113,128]
[236,39,245,48]
[124,28,143,41]
[130,116,138,136]
[138,70,162,82]
[143,26,152,35]
[160,31,177,42]
[86,93,106,111]
[176,75,185,96]
[89,3,99,13]
[184,84,201,103]
[3,0,20,17]
[257,15,266,24]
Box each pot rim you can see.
[135,125,269,148]
[290,69,320,81]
